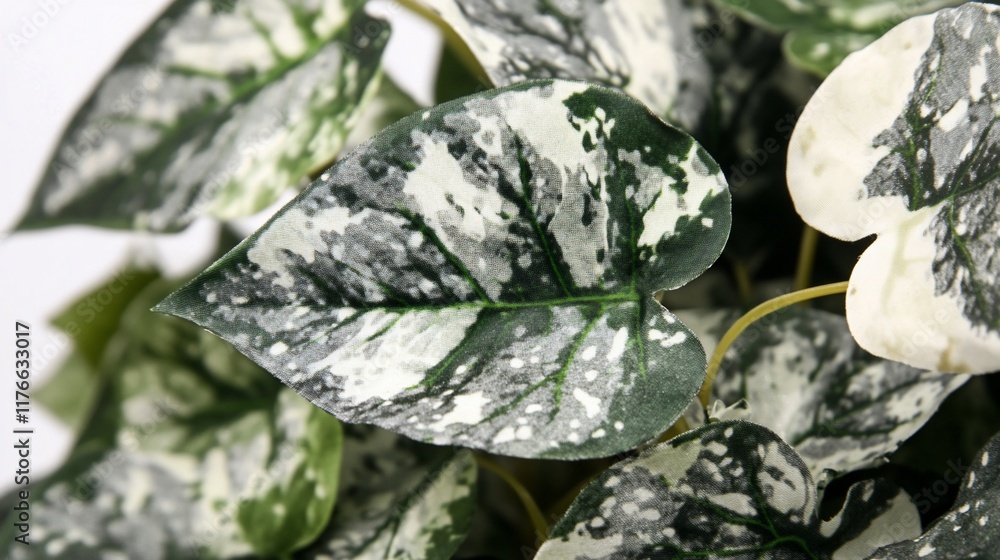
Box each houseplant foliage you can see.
[787,2,1000,374]
[536,421,921,559]
[677,307,969,485]
[18,0,388,232]
[868,428,1000,559]
[6,1,1000,559]
[155,78,733,460]
[713,0,967,76]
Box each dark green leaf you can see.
[34,352,99,432]
[52,268,159,366]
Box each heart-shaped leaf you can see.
[867,429,1000,559]
[677,307,969,484]
[156,79,732,459]
[296,425,477,560]
[19,0,387,232]
[3,279,344,559]
[411,0,713,131]
[712,0,963,75]
[787,2,1000,373]
[536,421,921,559]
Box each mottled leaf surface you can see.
[788,3,1000,373]
[412,0,713,131]
[679,308,969,484]
[157,79,732,459]
[2,280,344,559]
[713,0,962,75]
[537,421,921,559]
[297,425,477,560]
[868,429,1000,559]
[20,0,387,232]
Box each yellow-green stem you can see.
[475,455,549,539]
[697,281,850,408]
[793,225,820,292]
[732,260,754,305]
[657,415,691,444]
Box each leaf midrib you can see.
[332,291,640,314]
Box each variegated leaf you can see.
[788,3,1000,373]
[411,0,713,131]
[678,307,968,484]
[0,386,343,560]
[712,0,963,75]
[19,0,387,232]
[156,79,732,459]
[537,421,921,560]
[3,280,344,559]
[0,448,204,559]
[116,283,343,557]
[868,429,1000,559]
[297,425,477,559]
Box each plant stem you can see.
[548,473,596,520]
[732,260,754,305]
[475,455,549,539]
[697,281,850,408]
[657,415,691,443]
[793,225,820,292]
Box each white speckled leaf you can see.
[412,0,713,131]
[537,421,921,560]
[788,3,1000,374]
[713,0,962,75]
[678,307,969,485]
[297,424,476,560]
[1,280,344,559]
[19,0,387,232]
[155,79,732,459]
[867,430,1000,559]
[0,449,203,560]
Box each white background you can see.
[0,0,441,495]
